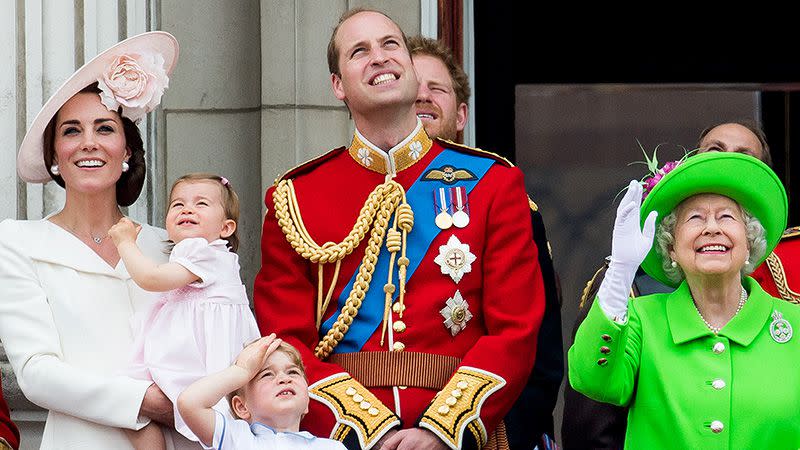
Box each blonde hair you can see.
[227,341,306,419]
[169,173,240,252]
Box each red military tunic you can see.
[0,376,20,450]
[752,226,800,304]
[254,124,544,450]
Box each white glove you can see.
[597,180,658,322]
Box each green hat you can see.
[639,152,787,287]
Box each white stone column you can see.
[161,0,263,293]
[0,0,18,221]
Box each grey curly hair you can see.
[655,204,767,284]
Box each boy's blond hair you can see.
[227,341,306,419]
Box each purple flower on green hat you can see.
[629,141,695,200]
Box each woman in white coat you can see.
[0,32,197,449]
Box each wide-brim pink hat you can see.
[17,31,179,183]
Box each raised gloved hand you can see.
[597,180,658,322]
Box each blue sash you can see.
[320,148,495,353]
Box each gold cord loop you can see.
[273,178,414,358]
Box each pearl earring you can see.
[50,164,60,176]
[745,259,751,266]
[670,260,677,268]
[122,161,130,173]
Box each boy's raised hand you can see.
[234,334,282,377]
[109,217,142,247]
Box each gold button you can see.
[352,394,364,403]
[597,358,608,366]
[710,420,724,433]
[368,407,379,416]
[392,342,405,352]
[713,342,725,354]
[393,321,407,333]
[601,334,612,342]
[451,389,462,398]
[437,405,450,415]
[345,387,357,396]
[712,379,726,390]
[456,380,469,390]
[392,302,406,314]
[445,396,457,406]
[360,401,371,410]
[600,346,611,354]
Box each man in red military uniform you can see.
[1,376,20,450]
[254,7,544,450]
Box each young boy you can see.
[178,334,346,449]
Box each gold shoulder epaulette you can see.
[273,146,347,186]
[435,138,514,168]
[782,225,800,239]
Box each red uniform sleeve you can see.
[253,185,399,449]
[418,167,545,449]
[0,377,20,450]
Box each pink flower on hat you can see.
[631,142,695,200]
[640,158,687,199]
[97,52,169,123]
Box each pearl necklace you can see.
[693,286,748,334]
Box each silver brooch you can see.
[440,290,473,336]
[433,235,476,284]
[770,310,793,343]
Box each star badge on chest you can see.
[434,235,477,284]
[440,290,473,336]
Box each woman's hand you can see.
[139,383,174,426]
[611,180,658,267]
[233,334,282,379]
[597,180,658,321]
[109,217,141,247]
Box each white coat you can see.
[0,219,200,450]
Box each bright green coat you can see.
[568,277,800,449]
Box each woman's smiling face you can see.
[669,193,749,281]
[52,92,129,195]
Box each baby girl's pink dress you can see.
[128,237,260,441]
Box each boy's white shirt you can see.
[206,411,347,450]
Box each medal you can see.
[439,290,473,336]
[451,186,470,228]
[433,188,453,229]
[434,235,477,283]
[770,310,793,343]
[435,212,453,229]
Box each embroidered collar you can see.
[250,422,315,441]
[348,119,433,175]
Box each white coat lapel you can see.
[27,220,167,278]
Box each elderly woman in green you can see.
[568,152,800,448]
